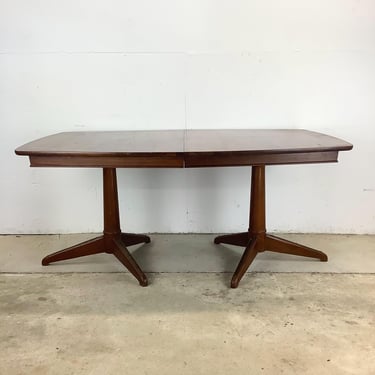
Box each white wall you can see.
[1,0,374,234]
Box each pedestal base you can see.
[214,166,328,288]
[42,233,150,286]
[42,168,150,286]
[214,232,327,288]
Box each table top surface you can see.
[16,129,352,156]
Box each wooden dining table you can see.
[15,129,352,288]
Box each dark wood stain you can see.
[15,129,353,287]
[16,129,352,168]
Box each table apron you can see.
[29,155,184,168]
[184,151,339,167]
[28,151,338,168]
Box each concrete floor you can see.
[1,233,374,273]
[0,234,375,374]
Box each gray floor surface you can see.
[1,233,374,273]
[0,234,374,375]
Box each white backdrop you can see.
[1,0,374,234]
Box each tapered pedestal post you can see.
[42,168,150,286]
[214,165,328,288]
[103,168,121,237]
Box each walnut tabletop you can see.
[15,129,352,288]
[16,129,352,168]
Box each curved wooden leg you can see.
[231,238,258,288]
[214,232,251,247]
[112,238,148,287]
[265,234,328,261]
[42,236,105,265]
[121,233,151,247]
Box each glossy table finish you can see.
[16,129,352,287]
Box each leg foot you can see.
[121,233,151,247]
[112,238,148,286]
[42,236,105,266]
[231,238,258,288]
[265,234,328,261]
[214,232,251,247]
